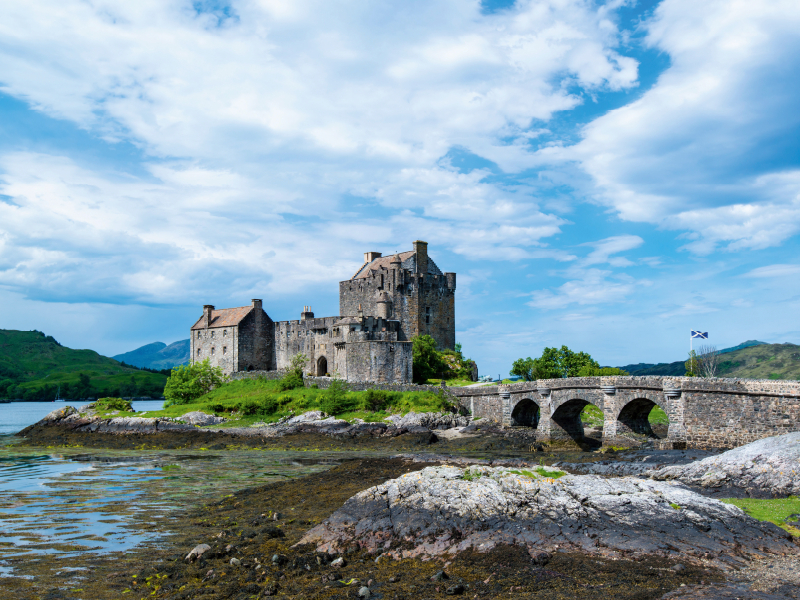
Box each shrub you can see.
[164,359,227,406]
[278,371,304,391]
[320,379,356,415]
[237,396,279,417]
[95,397,134,412]
[362,389,397,411]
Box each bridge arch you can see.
[615,393,669,439]
[549,394,604,447]
[510,398,540,427]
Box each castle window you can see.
[197,331,201,339]
[197,348,201,356]
[223,346,227,355]
[211,347,215,355]
[426,315,430,324]
[223,330,227,336]
[426,306,430,313]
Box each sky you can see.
[1,0,799,377]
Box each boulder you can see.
[41,406,77,422]
[651,432,800,498]
[298,465,797,566]
[386,412,470,430]
[286,411,327,424]
[178,411,227,426]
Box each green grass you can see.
[0,329,167,401]
[579,404,669,427]
[134,377,455,426]
[422,378,476,387]
[722,496,800,536]
[670,503,681,510]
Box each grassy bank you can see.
[722,496,800,536]
[132,377,455,427]
[579,404,668,428]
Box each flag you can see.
[691,331,708,339]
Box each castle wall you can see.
[344,340,413,383]
[190,325,239,374]
[236,310,273,372]
[273,316,342,375]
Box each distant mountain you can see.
[0,329,167,401]
[113,339,190,370]
[617,341,800,380]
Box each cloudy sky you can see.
[1,0,799,376]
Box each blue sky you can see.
[1,0,799,376]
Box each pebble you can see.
[185,543,211,562]
[446,584,465,595]
[671,564,686,573]
[330,557,346,568]
[230,557,241,567]
[358,586,371,598]
[431,570,449,582]
[272,554,287,565]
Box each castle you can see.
[190,241,456,383]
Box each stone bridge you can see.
[449,376,800,449]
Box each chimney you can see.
[364,251,382,263]
[251,299,262,310]
[445,272,456,290]
[301,305,314,320]
[413,240,428,274]
[203,305,215,328]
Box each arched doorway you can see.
[317,356,327,376]
[551,398,603,448]
[617,398,668,439]
[247,365,254,372]
[511,399,540,427]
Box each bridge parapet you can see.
[449,376,800,450]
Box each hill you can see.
[113,339,190,370]
[619,341,800,380]
[0,330,168,401]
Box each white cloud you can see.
[744,264,800,278]
[0,0,640,304]
[564,0,800,253]
[528,268,637,309]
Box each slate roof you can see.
[351,250,443,279]
[352,251,414,279]
[190,306,253,330]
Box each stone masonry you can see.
[449,376,800,450]
[190,241,454,384]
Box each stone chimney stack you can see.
[203,305,214,328]
[251,299,262,310]
[445,272,456,290]
[364,251,382,263]
[413,240,428,274]
[301,305,314,320]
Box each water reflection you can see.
[0,445,360,580]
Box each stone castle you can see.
[190,241,456,383]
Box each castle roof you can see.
[333,316,362,326]
[190,306,253,330]
[351,251,414,279]
[351,249,444,280]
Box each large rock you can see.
[386,412,470,430]
[298,465,797,566]
[286,411,327,424]
[651,432,800,498]
[179,411,227,426]
[41,406,78,422]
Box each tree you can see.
[511,346,608,380]
[164,359,227,406]
[697,345,720,378]
[278,353,307,391]
[412,335,445,383]
[75,372,94,399]
[685,350,699,377]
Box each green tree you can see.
[412,335,445,383]
[511,346,610,380]
[164,359,227,406]
[278,353,307,391]
[685,350,699,377]
[75,372,94,399]
[510,357,537,381]
[320,378,355,415]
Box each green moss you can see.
[506,467,566,479]
[670,503,681,510]
[722,496,800,536]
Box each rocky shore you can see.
[299,465,796,567]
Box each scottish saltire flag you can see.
[691,331,708,339]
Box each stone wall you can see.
[302,376,446,394]
[343,340,413,383]
[449,376,800,450]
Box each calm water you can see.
[0,400,165,436]
[0,402,352,584]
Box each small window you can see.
[426,306,430,313]
[223,346,227,355]
[197,331,201,338]
[426,315,430,323]
[196,348,201,356]
[211,347,215,355]
[223,330,227,336]
[211,330,214,338]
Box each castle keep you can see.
[190,241,455,383]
